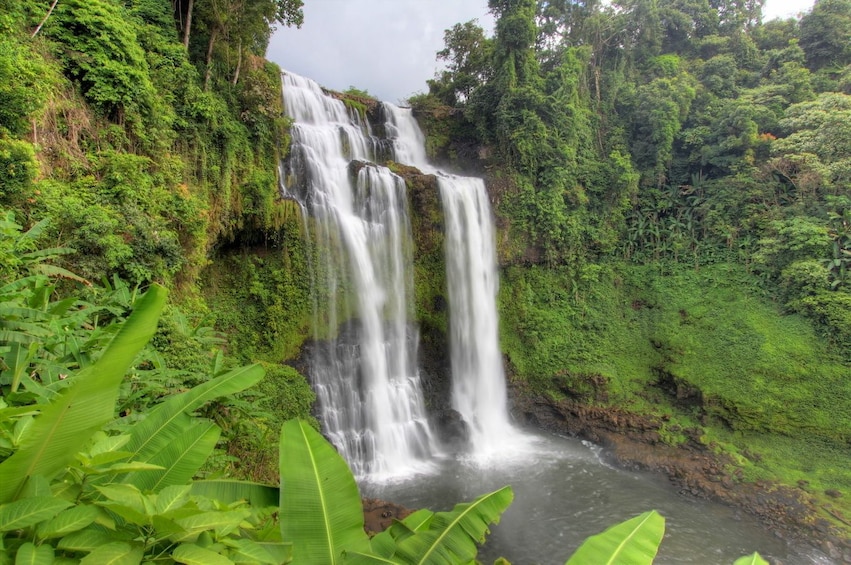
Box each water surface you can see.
[362,429,832,565]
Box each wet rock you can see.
[363,498,412,535]
[825,540,842,560]
[432,408,470,451]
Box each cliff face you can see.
[393,164,452,415]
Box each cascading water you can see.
[281,72,437,478]
[384,104,520,455]
[438,177,515,453]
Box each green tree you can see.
[428,20,493,105]
[799,0,851,71]
[626,63,697,186]
[772,92,851,192]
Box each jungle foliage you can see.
[414,0,851,354]
[0,0,300,289]
[1,0,850,559]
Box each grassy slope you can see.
[499,260,851,529]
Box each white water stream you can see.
[384,104,524,456]
[385,104,528,459]
[283,71,521,476]
[282,73,437,478]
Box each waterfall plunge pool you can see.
[361,428,832,565]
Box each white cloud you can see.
[267,0,816,104]
[267,0,493,104]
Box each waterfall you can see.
[438,177,514,453]
[282,72,437,478]
[384,104,519,456]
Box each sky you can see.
[266,0,816,104]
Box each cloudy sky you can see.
[266,0,816,104]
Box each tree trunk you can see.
[204,27,218,91]
[232,38,243,86]
[183,0,194,49]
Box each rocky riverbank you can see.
[507,378,851,563]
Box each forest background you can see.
[1,0,850,560]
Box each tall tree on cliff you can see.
[427,20,493,106]
[173,0,303,89]
[799,0,851,72]
[467,0,541,145]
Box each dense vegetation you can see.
[410,0,851,543]
[0,0,849,560]
[0,0,317,494]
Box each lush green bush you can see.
[0,37,52,136]
[0,139,38,208]
[45,0,156,121]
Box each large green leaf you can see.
[391,486,513,565]
[35,504,99,538]
[3,341,36,393]
[369,509,434,559]
[94,484,153,518]
[174,509,251,541]
[190,480,279,508]
[172,543,235,565]
[224,538,290,565]
[14,541,55,565]
[279,419,370,564]
[154,484,192,515]
[342,551,400,564]
[0,285,167,502]
[115,364,263,491]
[565,510,665,565]
[733,553,770,565]
[56,527,116,552]
[79,541,143,565]
[121,419,220,492]
[0,497,72,531]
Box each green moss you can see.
[498,262,657,399]
[635,263,851,440]
[404,170,449,340]
[342,97,368,121]
[201,214,313,364]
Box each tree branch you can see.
[31,0,60,38]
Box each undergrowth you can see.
[498,259,851,530]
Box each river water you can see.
[361,428,832,565]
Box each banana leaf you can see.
[565,510,664,565]
[279,419,370,564]
[111,364,263,491]
[391,486,513,565]
[0,285,167,502]
[125,420,220,492]
[190,480,279,508]
[123,364,264,461]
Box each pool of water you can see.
[361,429,833,564]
